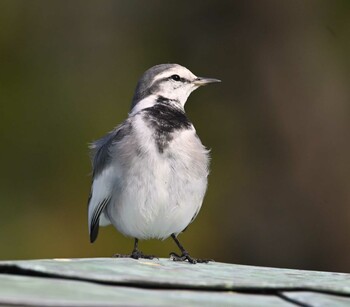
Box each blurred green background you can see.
[1,0,350,272]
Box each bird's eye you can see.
[170,74,181,81]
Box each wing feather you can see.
[89,197,111,243]
[87,121,131,242]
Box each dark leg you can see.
[169,234,212,264]
[113,238,157,260]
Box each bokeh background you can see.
[1,0,350,272]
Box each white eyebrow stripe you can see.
[151,70,175,83]
[151,68,197,86]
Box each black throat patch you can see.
[142,96,192,153]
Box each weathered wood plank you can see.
[1,258,350,294]
[0,274,293,307]
[282,291,350,307]
[2,258,350,306]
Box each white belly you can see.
[106,126,209,240]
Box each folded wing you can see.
[87,122,130,243]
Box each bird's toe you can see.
[169,252,213,264]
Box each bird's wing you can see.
[87,121,130,243]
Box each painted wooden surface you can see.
[0,258,350,306]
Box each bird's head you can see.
[131,64,220,112]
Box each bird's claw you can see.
[169,252,212,264]
[113,251,158,260]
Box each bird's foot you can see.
[169,251,213,264]
[113,250,158,260]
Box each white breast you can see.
[106,114,209,240]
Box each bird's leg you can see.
[130,238,145,259]
[169,234,213,264]
[113,238,157,260]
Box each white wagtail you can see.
[88,64,220,263]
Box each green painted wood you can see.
[282,291,350,307]
[0,274,293,307]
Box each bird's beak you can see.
[193,77,221,86]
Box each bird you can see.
[87,63,220,264]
